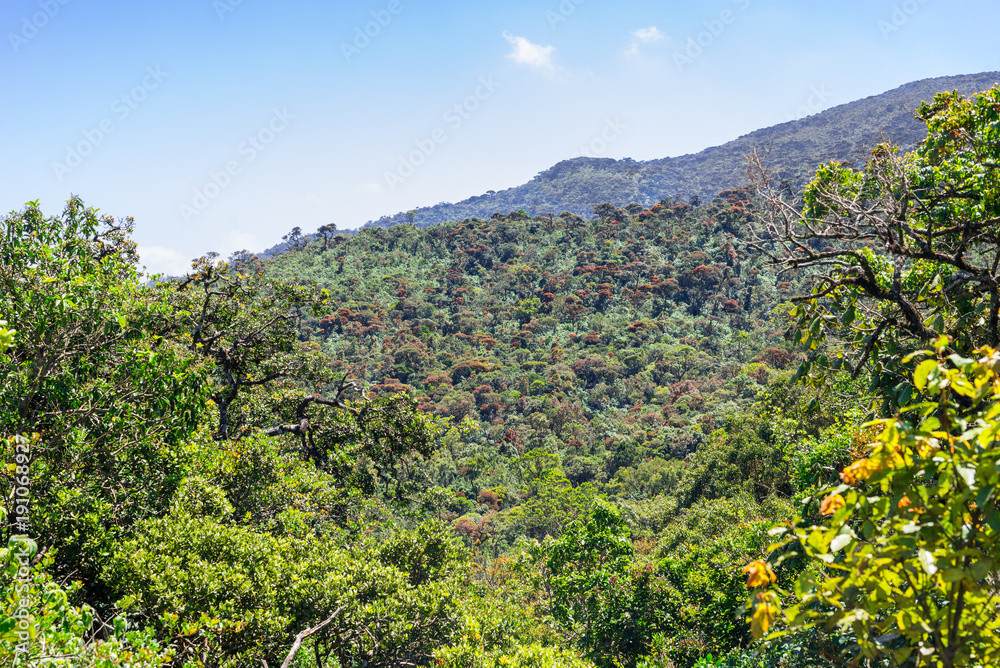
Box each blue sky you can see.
[2,0,998,275]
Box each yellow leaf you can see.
[743,560,777,588]
[751,592,779,639]
[840,458,879,484]
[820,493,846,515]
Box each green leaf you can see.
[8,535,38,558]
[971,558,993,581]
[948,353,975,367]
[914,359,938,391]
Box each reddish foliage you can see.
[477,489,500,510]
[425,373,452,387]
[371,378,414,396]
[502,429,524,455]
[758,347,799,370]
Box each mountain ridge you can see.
[358,71,1000,230]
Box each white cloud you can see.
[138,244,191,278]
[502,32,556,71]
[625,26,667,56]
[634,26,664,43]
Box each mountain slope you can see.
[267,191,788,470]
[363,71,1000,229]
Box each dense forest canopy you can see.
[2,87,1000,668]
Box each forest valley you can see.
[2,88,1000,668]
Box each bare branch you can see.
[280,608,346,668]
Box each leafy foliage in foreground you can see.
[753,85,1000,412]
[751,341,1000,668]
[744,87,1000,668]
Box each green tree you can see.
[540,499,634,665]
[106,511,466,667]
[282,226,305,249]
[503,452,599,541]
[0,199,207,460]
[748,339,1000,667]
[164,256,329,440]
[750,86,1000,410]
[317,223,337,250]
[1,543,172,667]
[0,199,208,575]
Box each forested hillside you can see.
[4,87,1000,668]
[363,72,1000,229]
[269,190,799,468]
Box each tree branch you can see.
[277,607,345,668]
